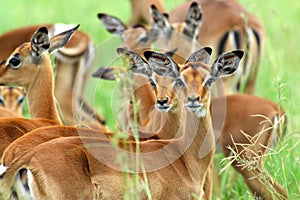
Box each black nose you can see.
[187,96,200,103]
[157,97,169,106]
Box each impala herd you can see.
[0,0,288,199]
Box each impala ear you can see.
[150,4,171,41]
[203,50,244,88]
[97,13,127,36]
[144,50,186,87]
[92,66,128,80]
[48,24,79,54]
[186,47,212,64]
[183,2,202,40]
[31,27,50,59]
[116,48,152,77]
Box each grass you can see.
[0,0,299,199]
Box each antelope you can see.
[99,5,285,198]
[0,24,106,126]
[97,50,287,199]
[97,2,203,127]
[169,0,265,94]
[144,49,287,199]
[98,2,202,61]
[0,47,211,172]
[0,25,108,158]
[0,86,26,118]
[0,48,241,199]
[129,0,166,25]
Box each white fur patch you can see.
[195,108,206,118]
[49,23,77,37]
[0,164,7,176]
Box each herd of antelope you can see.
[0,0,288,199]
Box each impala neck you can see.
[157,104,182,139]
[179,106,215,184]
[134,84,156,123]
[27,55,61,122]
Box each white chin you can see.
[156,104,172,113]
[187,107,200,113]
[195,108,206,118]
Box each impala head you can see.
[143,50,186,112]
[0,25,79,87]
[150,2,203,63]
[98,13,153,50]
[181,49,244,117]
[151,2,202,41]
[0,86,26,114]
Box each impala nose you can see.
[157,97,169,106]
[186,95,203,113]
[187,96,200,103]
[156,97,172,112]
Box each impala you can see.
[0,48,241,199]
[0,86,25,118]
[98,2,202,62]
[1,47,211,171]
[169,0,265,94]
[97,50,287,199]
[0,24,105,126]
[0,25,109,158]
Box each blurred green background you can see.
[0,0,299,198]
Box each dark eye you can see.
[17,95,26,105]
[0,96,5,106]
[8,57,21,68]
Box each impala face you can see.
[183,50,244,117]
[0,25,78,88]
[0,86,26,114]
[181,63,210,117]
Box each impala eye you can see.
[8,54,21,69]
[0,96,5,106]
[17,95,26,105]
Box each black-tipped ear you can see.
[92,67,128,80]
[38,27,48,35]
[203,50,244,88]
[144,51,180,78]
[48,24,79,54]
[117,48,152,77]
[232,50,244,59]
[183,1,202,40]
[31,27,51,59]
[97,13,127,36]
[186,47,212,64]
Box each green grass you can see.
[1,0,299,199]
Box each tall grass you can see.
[0,0,299,199]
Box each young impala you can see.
[0,49,241,199]
[97,50,287,199]
[169,0,265,94]
[0,86,25,118]
[0,24,105,126]
[0,25,107,158]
